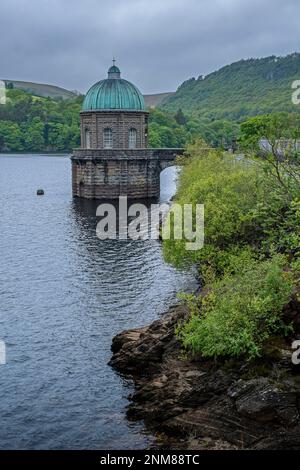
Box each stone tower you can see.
[71,62,182,199]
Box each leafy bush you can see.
[163,143,264,273]
[177,255,295,359]
[163,137,300,360]
[240,113,300,257]
[240,113,300,197]
[164,139,300,271]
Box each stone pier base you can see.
[71,148,183,199]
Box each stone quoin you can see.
[71,62,183,199]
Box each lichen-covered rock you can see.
[109,304,300,450]
[228,378,299,425]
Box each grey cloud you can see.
[0,0,299,94]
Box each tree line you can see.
[0,88,240,152]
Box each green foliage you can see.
[0,88,240,152]
[162,54,300,121]
[240,113,300,257]
[174,108,187,126]
[148,109,188,148]
[0,89,82,152]
[163,145,264,272]
[0,120,24,151]
[148,108,239,150]
[164,130,300,359]
[240,113,300,194]
[177,255,295,359]
[24,117,45,151]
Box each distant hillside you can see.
[2,79,173,107]
[162,53,300,120]
[2,80,78,100]
[144,92,173,108]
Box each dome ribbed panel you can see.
[82,78,145,111]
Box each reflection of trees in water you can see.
[69,197,166,289]
[71,197,158,233]
[68,167,182,289]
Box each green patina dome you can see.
[107,65,121,75]
[82,63,145,112]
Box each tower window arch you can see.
[129,128,137,149]
[103,128,113,149]
[85,128,91,149]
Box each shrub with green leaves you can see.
[163,143,264,274]
[163,138,299,360]
[164,140,300,272]
[177,255,295,359]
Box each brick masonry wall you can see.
[72,157,162,199]
[73,109,182,199]
[80,111,149,149]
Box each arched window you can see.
[79,180,84,197]
[85,128,91,149]
[103,128,113,149]
[129,128,137,149]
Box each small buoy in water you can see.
[37,189,44,196]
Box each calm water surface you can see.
[0,154,197,449]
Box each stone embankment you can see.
[109,303,300,450]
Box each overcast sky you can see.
[1,0,300,94]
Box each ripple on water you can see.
[0,154,197,449]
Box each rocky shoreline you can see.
[109,302,300,450]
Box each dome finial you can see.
[108,59,121,79]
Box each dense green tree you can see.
[174,108,187,125]
[23,117,45,151]
[0,89,82,152]
[240,113,300,195]
[162,53,300,121]
[0,121,23,151]
[148,108,239,149]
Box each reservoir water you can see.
[0,154,197,449]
